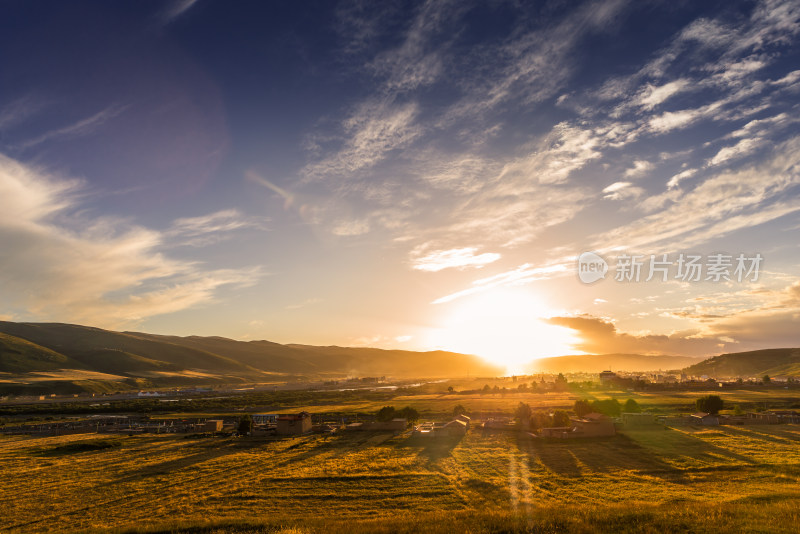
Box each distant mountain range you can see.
[0,321,502,392]
[2,321,798,395]
[528,353,704,374]
[683,348,800,378]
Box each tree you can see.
[514,402,532,424]
[447,386,454,393]
[397,406,419,423]
[591,398,622,417]
[397,406,420,424]
[452,404,468,418]
[733,404,743,416]
[554,373,569,391]
[530,411,551,430]
[237,414,253,435]
[482,384,491,394]
[518,382,528,391]
[376,406,396,422]
[573,399,593,418]
[623,399,642,413]
[696,395,724,415]
[552,410,571,427]
[762,374,771,384]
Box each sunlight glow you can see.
[429,288,579,375]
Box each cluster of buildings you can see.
[539,412,617,439]
[413,414,470,438]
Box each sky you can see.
[1,0,800,371]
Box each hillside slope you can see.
[528,353,702,373]
[286,344,502,377]
[0,333,85,373]
[0,321,501,383]
[0,322,259,376]
[683,348,800,378]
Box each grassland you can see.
[2,421,799,533]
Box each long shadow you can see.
[719,424,800,446]
[398,433,464,460]
[516,436,583,477]
[514,428,758,484]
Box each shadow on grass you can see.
[397,433,464,460]
[512,428,757,482]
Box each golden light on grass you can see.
[428,288,580,375]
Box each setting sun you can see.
[428,289,579,374]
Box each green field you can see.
[2,421,799,533]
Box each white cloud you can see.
[0,154,261,328]
[303,101,421,179]
[596,135,800,253]
[709,137,765,166]
[432,263,569,304]
[667,168,697,189]
[332,219,371,236]
[168,209,268,246]
[602,181,643,201]
[648,109,701,133]
[412,247,500,272]
[638,79,689,109]
[624,160,654,178]
[498,123,603,185]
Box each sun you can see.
[428,288,578,375]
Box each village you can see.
[3,402,798,441]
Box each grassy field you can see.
[2,422,799,533]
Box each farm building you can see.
[455,414,471,429]
[690,412,719,425]
[413,422,435,437]
[438,419,467,437]
[572,413,615,437]
[540,413,615,439]
[252,414,278,425]
[203,420,223,432]
[599,370,618,383]
[540,426,573,438]
[277,412,312,435]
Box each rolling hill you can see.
[683,348,800,378]
[0,321,502,393]
[0,332,85,373]
[528,353,703,373]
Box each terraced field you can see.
[2,424,799,532]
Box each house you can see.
[252,414,278,425]
[540,426,573,438]
[572,413,615,437]
[203,420,223,432]
[413,422,435,437]
[276,412,312,435]
[599,370,618,383]
[690,412,719,425]
[438,419,467,437]
[455,414,471,429]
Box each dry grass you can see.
[1,422,799,532]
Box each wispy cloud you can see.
[412,247,500,272]
[168,209,269,247]
[0,154,261,328]
[432,263,569,304]
[594,135,800,253]
[16,105,128,150]
[159,0,200,25]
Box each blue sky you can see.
[1,0,799,365]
